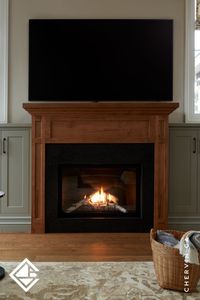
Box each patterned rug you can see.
[0,261,199,300]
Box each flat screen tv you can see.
[29,19,173,101]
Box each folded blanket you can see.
[156,230,179,247]
[179,231,200,265]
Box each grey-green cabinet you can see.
[169,126,200,230]
[0,127,31,231]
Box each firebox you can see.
[60,165,140,216]
[45,143,154,232]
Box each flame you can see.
[88,187,117,206]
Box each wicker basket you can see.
[150,228,200,292]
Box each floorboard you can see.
[0,233,152,262]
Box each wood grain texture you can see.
[23,102,179,233]
[23,102,179,115]
[0,233,152,262]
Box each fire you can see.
[88,187,118,206]
[66,186,127,213]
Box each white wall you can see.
[9,0,185,123]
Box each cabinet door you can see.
[0,130,30,216]
[169,128,198,216]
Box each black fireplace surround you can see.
[45,143,154,232]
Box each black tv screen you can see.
[29,19,173,101]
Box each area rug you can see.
[0,261,199,300]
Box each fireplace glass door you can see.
[59,166,140,217]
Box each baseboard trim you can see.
[0,216,198,231]
[0,216,31,225]
[169,216,200,224]
[0,217,31,232]
[168,216,200,230]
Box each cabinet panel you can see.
[0,130,30,216]
[169,129,198,216]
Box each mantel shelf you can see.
[23,102,179,116]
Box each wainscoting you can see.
[0,122,199,232]
[0,125,31,232]
[168,124,200,230]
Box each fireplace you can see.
[45,143,154,232]
[23,102,179,233]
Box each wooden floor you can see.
[0,233,152,262]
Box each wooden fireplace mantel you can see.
[23,102,179,233]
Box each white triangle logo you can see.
[9,258,39,292]
[15,264,29,277]
[19,278,34,286]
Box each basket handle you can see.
[150,228,156,243]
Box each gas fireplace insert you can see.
[45,143,154,232]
